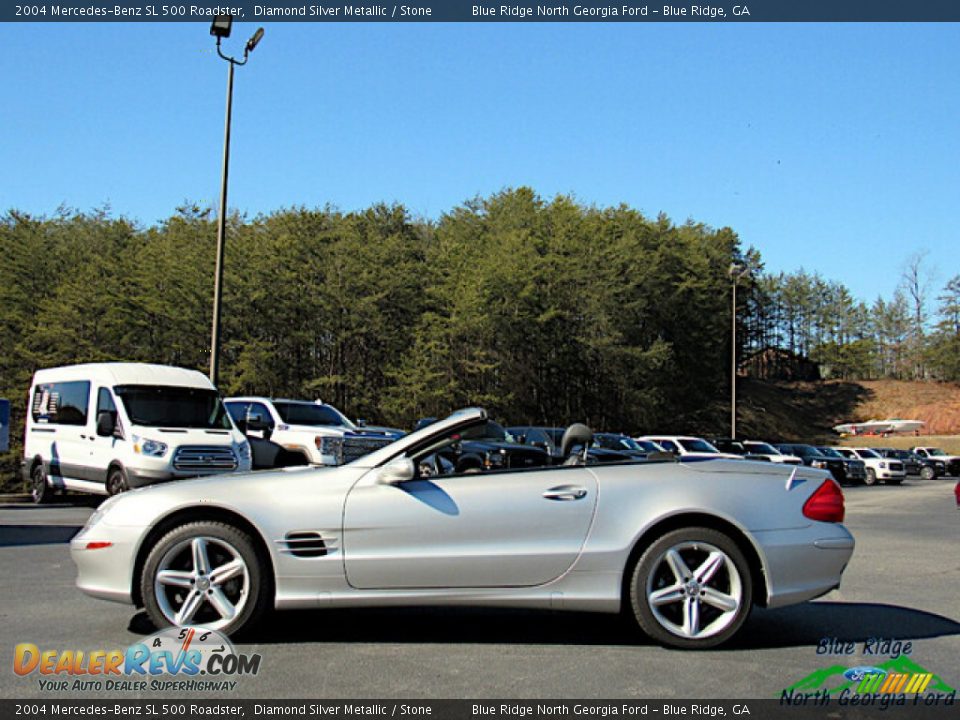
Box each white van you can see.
[22,363,252,503]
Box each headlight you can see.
[485,451,507,467]
[132,435,168,457]
[811,460,828,469]
[879,461,887,468]
[318,436,344,456]
[84,494,123,529]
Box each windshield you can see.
[635,439,663,453]
[857,448,881,459]
[927,448,947,457]
[817,447,844,458]
[678,438,720,453]
[544,428,564,445]
[273,402,352,428]
[596,434,642,451]
[745,441,778,454]
[114,385,232,429]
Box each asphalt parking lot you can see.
[0,478,957,700]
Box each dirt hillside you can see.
[736,378,960,444]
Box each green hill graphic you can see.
[781,656,956,696]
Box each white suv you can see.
[835,446,906,485]
[637,435,743,461]
[224,397,399,466]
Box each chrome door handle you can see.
[543,485,588,501]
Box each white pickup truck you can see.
[224,397,401,466]
[835,446,906,485]
[912,447,960,477]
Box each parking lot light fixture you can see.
[209,15,232,38]
[207,18,264,387]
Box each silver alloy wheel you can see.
[153,535,250,630]
[645,541,743,640]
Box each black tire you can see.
[864,468,878,486]
[920,466,935,481]
[141,521,272,638]
[106,466,129,496]
[628,527,753,649]
[31,464,54,504]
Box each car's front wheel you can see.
[141,521,271,637]
[864,468,878,486]
[629,527,753,649]
[920,466,935,481]
[106,466,129,496]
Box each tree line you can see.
[1,189,957,485]
[742,253,960,382]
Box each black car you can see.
[776,443,864,486]
[415,418,551,473]
[711,438,773,462]
[816,446,868,485]
[592,433,656,459]
[509,426,637,464]
[876,448,942,480]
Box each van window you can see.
[97,388,118,419]
[31,381,91,426]
[114,385,232,429]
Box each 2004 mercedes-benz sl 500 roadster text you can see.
[71,408,854,649]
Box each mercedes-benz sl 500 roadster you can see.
[71,408,854,649]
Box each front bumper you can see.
[875,467,906,480]
[70,523,142,605]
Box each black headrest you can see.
[560,423,594,457]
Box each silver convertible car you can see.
[71,408,854,649]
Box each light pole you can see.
[208,16,264,387]
[728,263,749,438]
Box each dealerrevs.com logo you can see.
[13,627,262,692]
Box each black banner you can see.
[2,700,958,719]
[6,0,960,23]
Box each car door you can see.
[88,387,122,484]
[342,465,598,589]
[30,380,92,483]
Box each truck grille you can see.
[889,461,903,472]
[173,446,238,472]
[341,435,393,464]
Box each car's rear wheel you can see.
[31,464,53,504]
[141,521,271,637]
[864,468,878,486]
[629,527,753,649]
[920,466,935,481]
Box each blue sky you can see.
[2,22,958,304]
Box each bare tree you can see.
[899,251,934,379]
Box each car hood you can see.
[94,464,346,527]
[280,423,394,439]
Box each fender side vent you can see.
[281,531,333,558]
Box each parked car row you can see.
[20,362,958,504]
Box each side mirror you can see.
[356,418,367,427]
[96,411,116,438]
[377,458,416,485]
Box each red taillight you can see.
[85,541,113,550]
[803,479,845,523]
[954,482,959,508]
